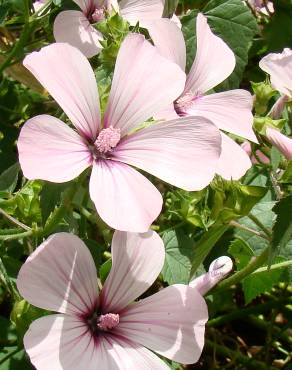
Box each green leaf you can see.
[0,3,10,25]
[161,230,195,285]
[163,0,179,17]
[99,259,112,284]
[40,182,69,224]
[272,195,292,257]
[280,161,292,183]
[229,238,254,270]
[0,163,19,196]
[0,346,31,370]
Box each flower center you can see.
[86,311,120,334]
[94,127,121,154]
[174,92,201,116]
[97,313,120,330]
[91,7,105,22]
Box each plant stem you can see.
[0,348,22,366]
[211,247,270,293]
[0,230,33,241]
[229,220,269,240]
[248,214,272,238]
[252,259,292,274]
[0,207,31,231]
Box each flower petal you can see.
[23,314,112,370]
[190,256,233,295]
[72,0,92,13]
[113,116,221,191]
[104,33,186,136]
[185,13,235,94]
[17,233,98,315]
[54,10,103,59]
[23,42,101,140]
[17,115,92,183]
[89,160,162,232]
[101,230,165,313]
[266,127,292,160]
[103,336,170,369]
[216,132,252,180]
[145,18,186,71]
[119,0,164,26]
[259,48,292,97]
[117,284,208,364]
[185,90,257,143]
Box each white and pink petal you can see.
[17,115,92,183]
[117,284,208,364]
[17,233,98,315]
[104,33,186,136]
[113,116,221,191]
[23,43,101,141]
[101,230,165,313]
[89,160,162,232]
[185,13,235,95]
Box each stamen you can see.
[174,92,201,116]
[91,7,105,22]
[95,127,121,154]
[97,313,119,331]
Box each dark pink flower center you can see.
[91,7,105,22]
[97,313,119,330]
[95,127,121,154]
[174,92,201,116]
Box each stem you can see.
[0,257,21,300]
[211,247,270,292]
[0,348,22,366]
[0,207,31,231]
[252,259,292,274]
[0,229,33,241]
[248,214,272,238]
[229,220,269,240]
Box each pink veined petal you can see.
[23,43,101,141]
[89,160,162,232]
[266,127,292,160]
[145,18,186,71]
[17,115,92,183]
[103,33,186,136]
[101,230,165,313]
[185,89,258,143]
[113,116,221,191]
[216,132,252,180]
[259,48,292,98]
[117,284,208,364]
[103,335,170,369]
[23,314,111,370]
[185,13,236,95]
[54,11,103,59]
[154,104,179,121]
[72,0,94,13]
[190,256,233,295]
[17,233,98,315]
[119,0,164,26]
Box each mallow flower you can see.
[17,231,232,369]
[265,127,292,160]
[144,13,258,180]
[259,48,292,98]
[53,0,168,58]
[17,35,221,232]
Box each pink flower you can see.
[145,14,258,180]
[259,48,292,98]
[266,127,292,160]
[33,0,47,12]
[53,0,167,57]
[18,35,221,232]
[241,141,270,164]
[15,231,231,369]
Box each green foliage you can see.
[272,195,292,258]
